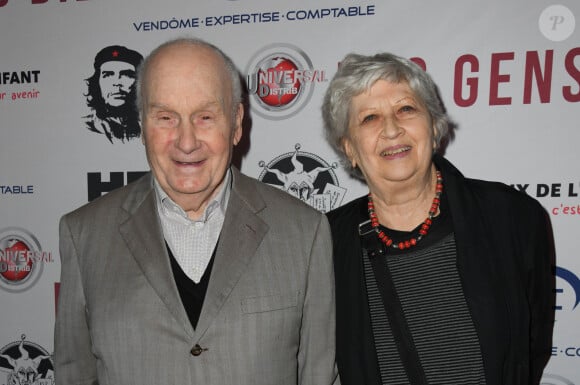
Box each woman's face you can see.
[343,79,435,189]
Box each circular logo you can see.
[258,144,346,212]
[246,43,325,120]
[0,334,54,385]
[0,227,44,293]
[539,5,575,42]
[257,58,301,108]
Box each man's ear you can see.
[233,103,243,145]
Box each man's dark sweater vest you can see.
[166,243,215,329]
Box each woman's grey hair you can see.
[321,52,450,180]
[135,37,242,122]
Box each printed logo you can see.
[0,334,54,385]
[0,184,34,196]
[541,373,576,385]
[82,45,143,144]
[555,266,580,312]
[0,0,88,7]
[86,171,147,201]
[552,267,580,361]
[539,5,575,42]
[509,181,580,217]
[0,71,40,103]
[246,43,326,120]
[0,227,53,293]
[258,144,346,212]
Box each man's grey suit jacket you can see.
[55,167,339,385]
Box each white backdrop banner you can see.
[0,0,578,384]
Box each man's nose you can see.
[175,120,200,153]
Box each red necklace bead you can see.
[367,170,443,250]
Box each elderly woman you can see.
[322,52,554,385]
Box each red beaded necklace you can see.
[367,170,443,250]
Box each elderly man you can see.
[83,45,143,143]
[55,38,339,385]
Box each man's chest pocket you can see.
[241,293,298,314]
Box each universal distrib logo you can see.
[258,143,346,213]
[0,227,52,293]
[246,43,326,120]
[0,334,54,385]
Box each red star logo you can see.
[112,50,119,58]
